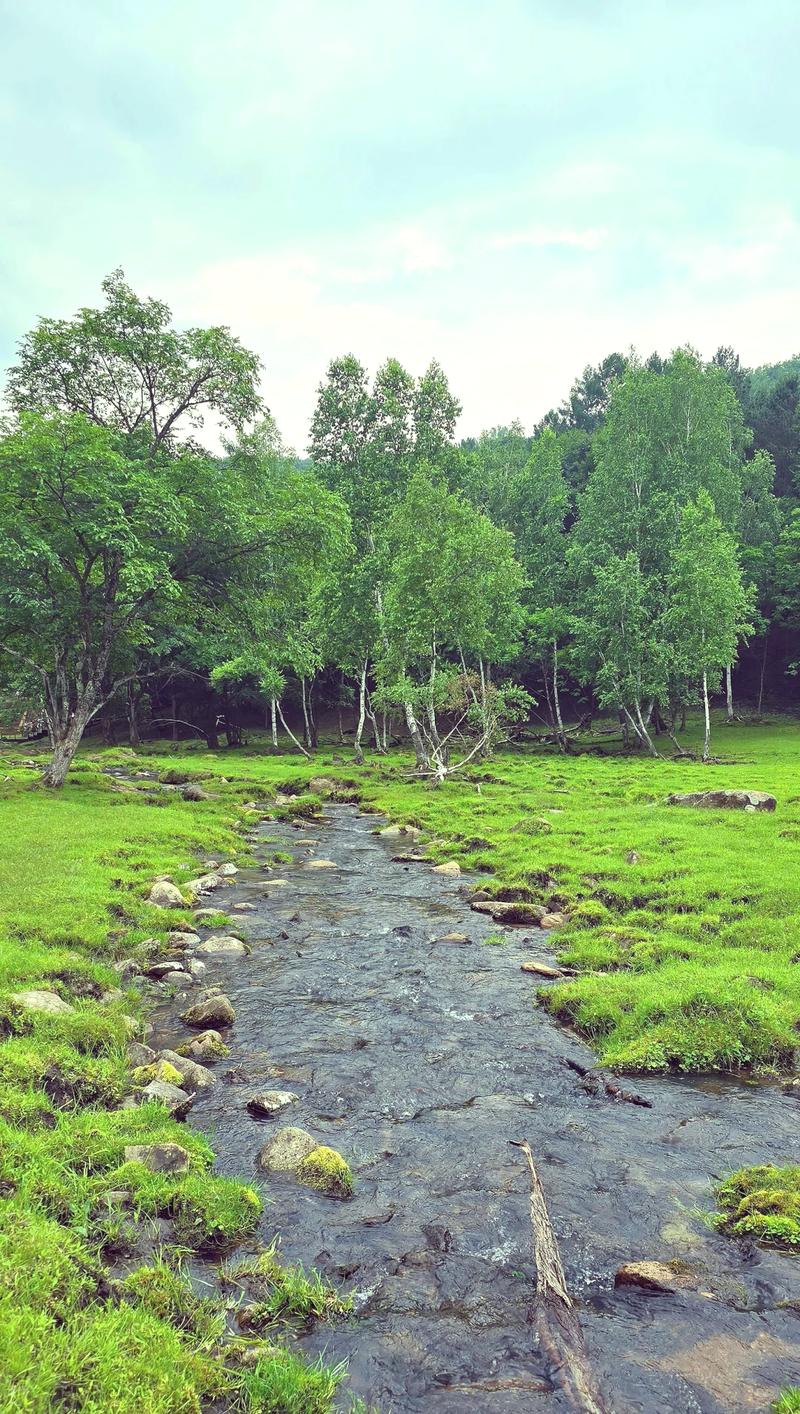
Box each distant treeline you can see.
[0,273,797,784]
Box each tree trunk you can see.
[127,684,141,746]
[100,710,116,746]
[42,711,91,788]
[276,697,311,759]
[270,697,278,748]
[757,632,769,715]
[353,662,367,764]
[702,671,711,761]
[552,641,567,752]
[404,698,430,770]
[300,677,312,748]
[307,678,318,749]
[725,664,734,722]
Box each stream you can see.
[151,804,800,1413]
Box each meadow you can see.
[1,714,798,1410]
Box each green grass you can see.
[775,1390,800,1413]
[714,1164,800,1248]
[223,1243,353,1330]
[2,714,799,1407]
[0,747,358,1411]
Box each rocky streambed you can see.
[149,804,800,1413]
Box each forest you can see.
[1,274,800,1414]
[1,272,798,784]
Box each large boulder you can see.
[148,880,185,908]
[11,989,74,1016]
[667,789,776,812]
[176,1029,229,1063]
[433,861,461,876]
[257,1126,317,1172]
[182,783,209,802]
[181,994,235,1028]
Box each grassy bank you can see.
[0,749,363,1412]
[1,715,798,1407]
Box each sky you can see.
[2,0,800,451]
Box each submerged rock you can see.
[667,789,776,812]
[304,858,338,869]
[181,994,235,1028]
[257,1126,317,1171]
[11,989,74,1015]
[614,1261,694,1293]
[246,1089,299,1118]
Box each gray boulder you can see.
[11,989,74,1015]
[158,1048,216,1091]
[139,1080,194,1117]
[181,994,235,1028]
[257,1126,317,1172]
[148,880,185,908]
[667,789,776,812]
[247,1090,299,1118]
[195,935,247,956]
[123,1142,190,1173]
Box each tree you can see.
[7,269,262,448]
[666,493,753,760]
[506,429,571,747]
[0,413,187,784]
[379,467,524,776]
[538,352,626,433]
[570,350,747,747]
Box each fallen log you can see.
[511,1139,609,1414]
[564,1057,652,1108]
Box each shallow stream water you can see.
[151,805,800,1412]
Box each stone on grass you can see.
[520,961,562,978]
[193,908,223,923]
[167,930,200,948]
[257,1126,317,1172]
[666,789,776,812]
[140,1080,194,1118]
[246,1090,299,1118]
[539,912,566,929]
[11,989,74,1016]
[145,960,186,979]
[471,900,546,924]
[123,1142,191,1174]
[148,880,185,908]
[181,994,235,1028]
[182,783,209,801]
[433,861,461,876]
[112,958,138,982]
[158,1048,216,1091]
[185,873,224,897]
[195,935,247,956]
[127,1042,156,1067]
[296,1145,354,1199]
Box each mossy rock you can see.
[131,1059,184,1088]
[295,1145,354,1199]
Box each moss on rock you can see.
[295,1145,354,1199]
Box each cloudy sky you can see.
[2,0,799,450]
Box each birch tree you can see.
[666,493,753,760]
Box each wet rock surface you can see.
[151,805,800,1413]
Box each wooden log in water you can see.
[564,1057,652,1108]
[511,1139,610,1414]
